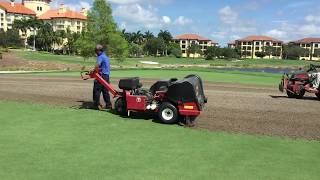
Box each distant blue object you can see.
[97,52,110,75]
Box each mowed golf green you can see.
[0,101,319,180]
[14,50,320,68]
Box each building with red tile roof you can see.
[0,1,36,31]
[235,35,283,59]
[38,3,87,33]
[38,9,87,20]
[0,1,35,15]
[173,34,218,58]
[238,35,282,42]
[227,41,236,49]
[0,1,87,34]
[289,38,320,61]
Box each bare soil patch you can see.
[0,52,81,71]
[0,75,319,140]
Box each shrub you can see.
[255,51,266,58]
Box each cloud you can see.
[264,13,320,42]
[113,4,161,29]
[61,1,91,11]
[218,6,238,24]
[210,31,228,40]
[162,16,171,24]
[218,6,256,33]
[213,5,257,45]
[108,0,173,5]
[108,0,142,4]
[305,14,320,24]
[174,16,192,26]
[266,29,287,39]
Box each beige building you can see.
[235,35,283,59]
[38,3,87,34]
[22,0,50,16]
[0,0,87,34]
[173,34,218,58]
[0,1,36,32]
[227,41,236,49]
[289,38,320,61]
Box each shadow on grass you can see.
[269,95,319,101]
[73,100,163,124]
[75,101,96,109]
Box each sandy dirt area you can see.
[0,75,319,140]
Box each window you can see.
[278,43,281,46]
[77,21,80,25]
[243,42,247,45]
[182,50,186,53]
[182,45,186,48]
[306,44,311,47]
[247,46,252,50]
[203,46,207,50]
[77,26,80,30]
[301,44,306,47]
[255,42,260,45]
[255,47,260,51]
[40,7,42,11]
[37,6,39,11]
[315,44,319,48]
[273,42,276,46]
[248,42,252,45]
[266,42,270,46]
[181,40,186,44]
[0,13,3,17]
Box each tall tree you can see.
[134,30,144,45]
[188,42,202,59]
[204,46,222,60]
[144,31,154,41]
[158,30,172,56]
[76,0,128,61]
[144,37,165,56]
[282,44,309,60]
[263,46,276,59]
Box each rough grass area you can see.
[14,50,320,68]
[0,101,320,180]
[29,69,281,86]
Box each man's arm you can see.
[95,56,102,70]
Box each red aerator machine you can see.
[279,64,320,99]
[81,69,207,125]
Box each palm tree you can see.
[158,30,172,56]
[144,30,154,41]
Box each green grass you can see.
[14,49,320,68]
[29,68,281,86]
[0,101,319,180]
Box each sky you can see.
[50,0,320,46]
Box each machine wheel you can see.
[114,97,127,115]
[316,93,320,100]
[286,90,296,98]
[295,89,305,99]
[158,102,178,124]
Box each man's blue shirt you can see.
[97,52,110,75]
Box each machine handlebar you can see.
[307,64,320,72]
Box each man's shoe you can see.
[105,104,112,110]
[97,104,104,111]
